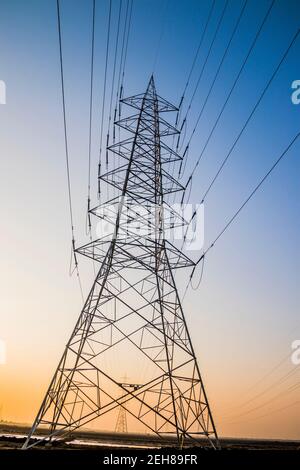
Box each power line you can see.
[107,0,122,137]
[57,0,74,234]
[224,378,300,423]
[168,0,213,197]
[119,0,133,103]
[180,0,279,219]
[179,0,248,177]
[177,0,229,152]
[181,10,298,275]
[190,253,205,290]
[215,333,300,421]
[116,0,133,149]
[152,0,169,73]
[239,399,300,423]
[182,130,299,294]
[235,366,300,411]
[106,0,123,185]
[221,364,300,420]
[98,0,112,197]
[193,130,300,268]
[56,0,84,303]
[167,0,216,194]
[113,0,130,144]
[182,0,275,195]
[87,0,96,234]
[201,27,300,203]
[245,350,297,394]
[177,0,216,123]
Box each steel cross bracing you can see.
[23,77,219,449]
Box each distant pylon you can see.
[114,376,135,433]
[23,77,219,449]
[115,405,128,433]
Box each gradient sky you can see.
[0,0,299,440]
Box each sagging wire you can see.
[98,0,112,198]
[152,0,169,73]
[86,0,96,236]
[194,130,300,267]
[190,254,205,290]
[178,143,189,179]
[175,0,216,129]
[176,0,229,153]
[106,0,123,166]
[200,26,300,203]
[113,0,130,144]
[181,0,276,196]
[118,0,133,130]
[180,173,192,205]
[181,130,300,300]
[57,0,84,303]
[69,241,84,303]
[178,0,248,179]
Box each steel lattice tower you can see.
[115,405,128,434]
[23,77,219,449]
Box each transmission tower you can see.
[23,77,219,449]
[115,405,128,433]
[114,377,137,433]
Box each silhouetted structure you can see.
[23,78,219,449]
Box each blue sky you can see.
[0,0,299,438]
